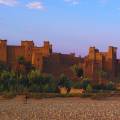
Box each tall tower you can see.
[21,40,34,62]
[88,47,96,60]
[107,46,117,78]
[43,41,52,56]
[107,46,117,60]
[0,39,7,63]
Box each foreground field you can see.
[0,97,120,120]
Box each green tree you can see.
[71,64,83,78]
[17,56,25,65]
[0,71,13,91]
[42,75,57,93]
[28,70,57,93]
[28,70,41,92]
[24,61,35,74]
[81,78,90,90]
[16,56,35,76]
[16,56,26,75]
[58,74,72,93]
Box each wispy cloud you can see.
[26,1,44,10]
[64,0,80,5]
[0,0,18,7]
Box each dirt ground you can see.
[0,96,120,120]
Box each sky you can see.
[0,0,120,58]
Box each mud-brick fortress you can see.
[0,39,120,84]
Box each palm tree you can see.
[71,64,83,78]
[16,56,26,78]
[58,74,72,93]
[24,61,35,74]
[17,56,25,65]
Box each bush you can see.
[28,71,57,93]
[93,84,106,91]
[106,81,115,90]
[58,74,73,93]
[81,78,90,90]
[86,84,93,93]
[73,81,82,89]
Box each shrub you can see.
[81,78,90,90]
[86,84,93,93]
[72,81,82,89]
[93,84,106,91]
[58,74,73,93]
[106,81,115,90]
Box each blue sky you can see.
[0,0,120,57]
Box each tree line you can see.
[0,56,116,94]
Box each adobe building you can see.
[0,39,52,71]
[0,39,120,84]
[80,46,118,84]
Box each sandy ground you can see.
[0,96,120,120]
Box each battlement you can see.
[0,39,7,63]
[108,46,117,53]
[44,41,52,49]
[107,46,117,59]
[89,47,99,53]
[43,41,52,54]
[21,40,34,47]
[0,39,7,46]
[44,41,50,46]
[88,46,117,61]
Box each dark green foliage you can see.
[81,78,90,90]
[93,82,115,91]
[27,70,57,93]
[58,74,73,93]
[24,61,35,74]
[58,74,72,88]
[0,57,116,95]
[17,56,25,65]
[106,81,115,90]
[71,64,83,78]
[0,61,8,71]
[72,81,82,89]
[16,56,35,75]
[93,84,106,91]
[86,84,93,92]
[0,70,57,94]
